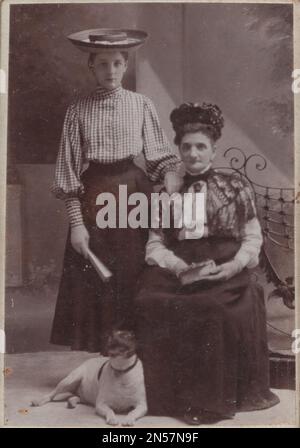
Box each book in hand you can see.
[178,259,216,286]
[87,248,113,283]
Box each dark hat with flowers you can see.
[170,102,224,143]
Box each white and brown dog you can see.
[31,331,148,426]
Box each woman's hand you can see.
[173,259,190,276]
[164,171,183,194]
[202,259,243,281]
[71,224,90,259]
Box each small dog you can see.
[31,331,148,426]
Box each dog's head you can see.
[104,330,137,359]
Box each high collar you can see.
[185,163,212,177]
[183,166,214,189]
[94,85,123,99]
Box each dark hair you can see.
[105,330,136,358]
[88,51,129,68]
[170,102,224,145]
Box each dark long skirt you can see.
[50,159,152,352]
[134,237,279,418]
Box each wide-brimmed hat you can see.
[67,28,148,53]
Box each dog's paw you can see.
[67,397,80,409]
[122,417,136,427]
[31,399,41,407]
[106,414,120,426]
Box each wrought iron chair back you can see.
[217,147,295,310]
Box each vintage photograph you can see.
[1,1,298,427]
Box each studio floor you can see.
[3,351,297,428]
[3,282,297,427]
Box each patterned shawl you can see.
[161,169,257,243]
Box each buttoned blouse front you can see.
[79,88,145,159]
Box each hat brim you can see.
[67,28,148,53]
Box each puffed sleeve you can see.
[142,97,181,182]
[51,102,84,200]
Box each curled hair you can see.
[170,102,224,145]
[88,51,129,68]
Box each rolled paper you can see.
[87,248,113,282]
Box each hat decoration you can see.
[170,102,224,141]
[67,28,148,53]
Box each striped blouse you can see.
[51,86,180,226]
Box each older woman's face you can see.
[179,131,216,174]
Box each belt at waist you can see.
[86,157,135,175]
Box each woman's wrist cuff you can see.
[65,198,84,227]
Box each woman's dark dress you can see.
[134,172,279,418]
[50,160,152,352]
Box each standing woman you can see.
[50,29,181,352]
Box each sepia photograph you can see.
[0,0,298,428]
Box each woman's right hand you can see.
[71,224,90,259]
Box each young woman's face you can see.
[91,51,128,90]
[179,131,216,174]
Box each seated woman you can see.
[134,102,279,424]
